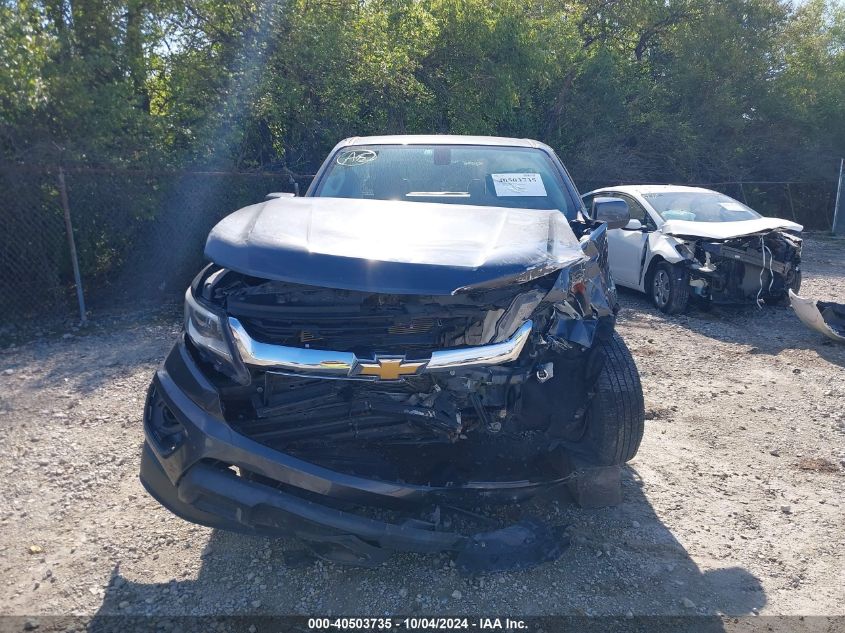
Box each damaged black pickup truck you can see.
[141,135,645,569]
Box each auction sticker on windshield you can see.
[337,149,378,166]
[491,173,547,196]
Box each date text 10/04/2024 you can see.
[307,618,528,630]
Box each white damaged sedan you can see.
[582,185,803,313]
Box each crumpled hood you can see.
[661,217,803,240]
[205,197,585,295]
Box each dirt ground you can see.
[1,235,843,624]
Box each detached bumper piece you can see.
[790,290,845,343]
[140,340,570,571]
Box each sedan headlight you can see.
[674,242,696,260]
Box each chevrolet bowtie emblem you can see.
[357,357,427,380]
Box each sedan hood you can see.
[205,197,585,295]
[660,217,803,240]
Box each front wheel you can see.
[650,261,690,314]
[579,332,645,466]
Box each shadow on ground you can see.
[85,465,765,631]
[616,287,845,369]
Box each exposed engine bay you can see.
[673,230,802,304]
[186,229,618,487]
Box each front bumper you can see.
[789,290,845,343]
[140,338,570,566]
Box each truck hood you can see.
[205,197,585,295]
[660,217,803,240]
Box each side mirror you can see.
[266,192,296,200]
[623,218,643,231]
[591,197,630,230]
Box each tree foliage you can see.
[2,0,844,184]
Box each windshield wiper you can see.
[406,191,471,198]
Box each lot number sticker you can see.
[491,173,547,197]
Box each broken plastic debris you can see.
[789,290,845,343]
[453,519,570,574]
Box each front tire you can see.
[580,332,645,466]
[650,261,690,314]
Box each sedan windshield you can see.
[643,191,762,223]
[313,144,578,219]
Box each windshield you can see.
[643,191,762,223]
[312,144,578,219]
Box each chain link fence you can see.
[0,164,838,333]
[0,165,71,322]
[695,181,836,230]
[0,164,310,332]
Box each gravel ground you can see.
[1,235,843,623]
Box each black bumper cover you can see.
[140,339,569,568]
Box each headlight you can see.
[184,289,249,384]
[674,242,695,260]
[184,289,232,361]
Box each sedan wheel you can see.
[649,261,690,314]
[652,269,671,308]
